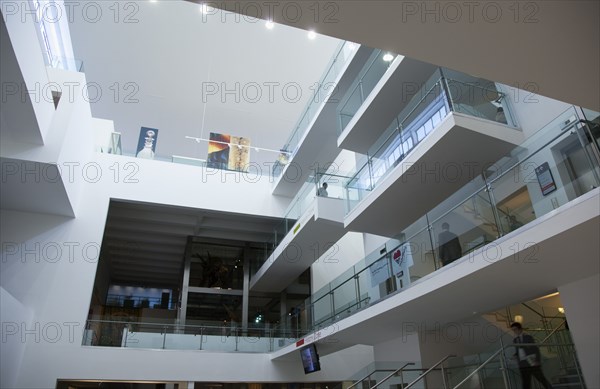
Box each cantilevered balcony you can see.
[344,75,524,237]
[271,43,382,197]
[250,174,348,292]
[337,55,438,153]
[271,110,600,357]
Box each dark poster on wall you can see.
[535,162,557,196]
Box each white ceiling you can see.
[68,0,341,166]
[192,1,600,111]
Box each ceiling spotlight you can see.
[558,307,565,314]
[383,53,394,62]
[265,20,275,29]
[308,31,317,40]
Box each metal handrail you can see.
[370,363,415,389]
[453,341,579,389]
[541,319,567,343]
[339,49,386,115]
[453,348,504,388]
[405,354,456,389]
[346,369,393,389]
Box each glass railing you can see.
[85,110,599,353]
[344,74,516,215]
[50,56,84,72]
[338,49,398,133]
[109,132,122,155]
[279,107,599,346]
[449,342,585,389]
[272,41,359,180]
[98,149,281,177]
[250,170,352,278]
[83,319,294,353]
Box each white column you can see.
[558,274,600,389]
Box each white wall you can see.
[0,287,34,389]
[558,274,600,389]
[0,155,348,388]
[311,232,365,292]
[93,118,115,153]
[1,3,55,143]
[499,85,573,140]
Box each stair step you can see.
[552,383,583,389]
[557,374,582,384]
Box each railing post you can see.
[441,363,449,389]
[162,326,167,349]
[367,156,374,191]
[425,214,438,270]
[330,291,336,322]
[199,327,204,350]
[355,272,362,309]
[122,325,129,348]
[439,68,455,112]
[485,177,504,238]
[499,338,512,389]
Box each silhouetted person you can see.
[438,222,462,266]
[509,215,524,231]
[496,106,508,124]
[511,322,553,389]
[317,182,328,197]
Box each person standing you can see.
[511,322,553,389]
[438,222,462,266]
[317,182,329,197]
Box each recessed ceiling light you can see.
[308,31,317,40]
[265,20,275,29]
[383,53,394,62]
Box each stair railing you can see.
[453,342,582,389]
[347,369,394,389]
[452,348,506,389]
[368,362,415,389]
[404,355,456,389]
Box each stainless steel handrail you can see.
[541,319,567,343]
[346,369,395,389]
[453,348,504,388]
[370,362,416,389]
[453,342,579,389]
[405,355,456,389]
